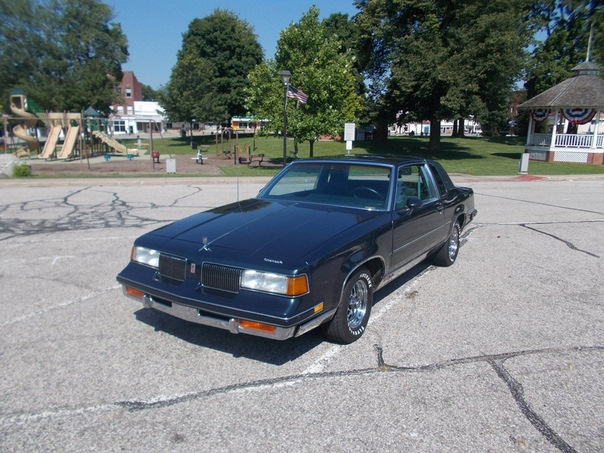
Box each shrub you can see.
[13,163,32,177]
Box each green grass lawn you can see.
[128,133,604,176]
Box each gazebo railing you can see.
[529,133,550,146]
[556,134,594,148]
[528,133,604,149]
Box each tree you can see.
[0,0,128,114]
[246,7,361,158]
[322,13,365,94]
[141,84,159,101]
[525,0,603,98]
[161,9,263,127]
[356,0,532,150]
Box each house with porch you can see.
[519,61,604,165]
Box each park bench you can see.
[238,153,265,166]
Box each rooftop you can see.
[519,62,604,109]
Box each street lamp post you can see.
[280,70,291,167]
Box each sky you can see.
[103,0,360,89]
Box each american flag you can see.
[287,85,308,104]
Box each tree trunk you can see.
[374,122,389,140]
[428,115,441,155]
[458,118,465,137]
[452,119,458,137]
[309,139,314,158]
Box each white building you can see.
[110,101,166,135]
[389,118,482,137]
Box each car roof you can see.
[291,155,428,167]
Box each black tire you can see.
[322,267,373,344]
[432,222,460,267]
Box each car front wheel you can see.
[322,267,373,344]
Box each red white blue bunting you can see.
[561,108,596,125]
[530,109,550,123]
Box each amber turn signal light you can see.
[287,275,309,296]
[238,320,277,334]
[124,287,144,299]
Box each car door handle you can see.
[436,203,444,212]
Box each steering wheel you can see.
[352,186,385,201]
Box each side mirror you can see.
[406,197,423,210]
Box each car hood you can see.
[148,198,378,261]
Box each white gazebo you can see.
[519,61,604,165]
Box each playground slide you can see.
[10,99,39,156]
[92,130,128,154]
[12,124,39,157]
[57,125,79,159]
[39,125,62,159]
[10,102,38,128]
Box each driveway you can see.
[0,176,602,452]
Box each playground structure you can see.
[215,127,264,165]
[7,93,81,160]
[9,94,40,158]
[92,131,128,154]
[3,92,147,160]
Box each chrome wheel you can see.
[323,268,373,344]
[432,222,460,267]
[347,279,369,330]
[448,225,459,260]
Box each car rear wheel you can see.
[322,267,373,344]
[432,222,460,266]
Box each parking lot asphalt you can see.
[0,176,603,452]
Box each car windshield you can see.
[259,162,391,211]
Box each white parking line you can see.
[1,284,121,327]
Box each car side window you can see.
[428,164,447,196]
[396,164,436,210]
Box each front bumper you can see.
[122,286,335,341]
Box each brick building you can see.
[111,71,165,135]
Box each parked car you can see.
[117,156,477,344]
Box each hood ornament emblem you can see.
[199,236,211,252]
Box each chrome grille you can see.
[201,263,242,293]
[158,254,187,282]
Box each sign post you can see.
[344,123,355,155]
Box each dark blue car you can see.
[117,156,476,343]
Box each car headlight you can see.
[131,246,160,269]
[241,270,309,296]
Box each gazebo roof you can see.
[84,106,102,117]
[519,62,604,110]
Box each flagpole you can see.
[282,87,288,166]
[280,70,291,167]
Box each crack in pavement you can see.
[488,358,577,453]
[476,193,604,216]
[520,224,600,258]
[376,345,600,453]
[466,220,601,258]
[0,186,209,241]
[2,344,602,453]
